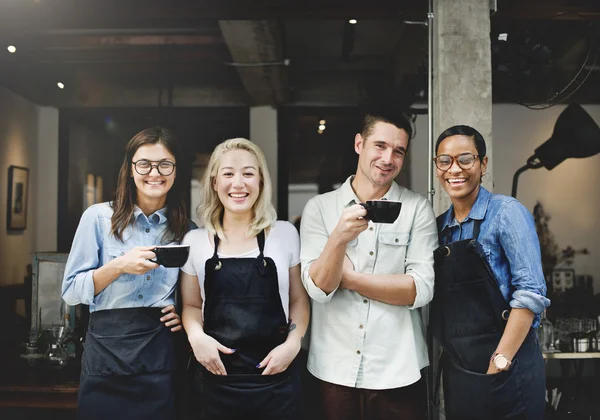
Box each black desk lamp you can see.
[511,104,600,198]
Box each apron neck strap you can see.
[442,218,482,244]
[473,219,482,241]
[257,230,266,257]
[212,230,266,259]
[212,235,221,260]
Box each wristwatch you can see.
[491,352,512,371]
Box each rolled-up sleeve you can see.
[499,201,550,315]
[61,206,102,306]
[300,197,339,303]
[406,198,438,310]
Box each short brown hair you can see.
[360,112,413,143]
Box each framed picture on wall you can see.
[7,165,29,231]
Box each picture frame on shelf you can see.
[6,165,30,231]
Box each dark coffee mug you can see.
[360,200,402,224]
[150,245,190,268]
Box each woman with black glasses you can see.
[430,125,549,420]
[62,127,192,420]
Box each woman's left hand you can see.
[160,305,182,332]
[486,360,502,375]
[257,340,301,375]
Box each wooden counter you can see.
[0,382,78,409]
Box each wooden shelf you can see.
[542,352,600,359]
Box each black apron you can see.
[78,307,175,420]
[431,220,545,420]
[195,230,298,420]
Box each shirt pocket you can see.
[161,267,179,287]
[106,248,135,283]
[377,232,410,272]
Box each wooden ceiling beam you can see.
[0,0,426,31]
[219,20,289,105]
[36,35,223,50]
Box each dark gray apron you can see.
[431,220,545,420]
[78,307,175,420]
[195,230,298,420]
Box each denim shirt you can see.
[62,202,179,312]
[438,187,550,328]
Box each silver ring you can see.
[501,309,510,321]
[215,261,222,270]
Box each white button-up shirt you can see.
[300,176,438,390]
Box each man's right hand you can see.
[189,332,235,376]
[112,246,159,275]
[332,204,369,244]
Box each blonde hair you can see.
[198,138,277,240]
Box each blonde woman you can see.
[180,138,309,420]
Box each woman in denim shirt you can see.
[431,125,550,420]
[62,127,189,420]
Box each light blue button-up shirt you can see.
[62,202,179,312]
[438,187,550,328]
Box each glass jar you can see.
[538,310,555,352]
[45,344,68,368]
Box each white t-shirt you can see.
[181,220,300,319]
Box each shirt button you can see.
[146,275,151,281]
[120,252,125,256]
[138,294,143,299]
[369,251,374,256]
[356,350,361,355]
[363,299,368,304]
[145,228,150,233]
[369,227,374,231]
[395,238,399,243]
[359,324,364,329]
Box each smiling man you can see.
[300,112,438,420]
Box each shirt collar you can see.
[439,186,491,231]
[339,175,403,206]
[340,176,360,206]
[133,205,168,224]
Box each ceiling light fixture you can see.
[7,45,16,53]
[318,124,326,130]
[319,119,326,125]
[498,33,508,41]
[349,19,358,25]
[57,82,65,89]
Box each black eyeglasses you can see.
[433,153,479,171]
[132,159,176,176]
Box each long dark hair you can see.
[111,127,189,243]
